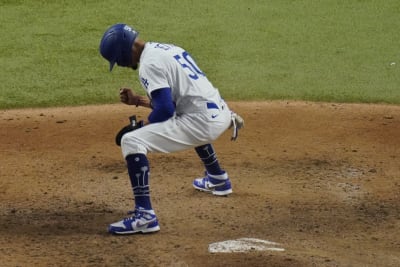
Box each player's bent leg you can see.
[109,140,160,235]
[120,115,213,155]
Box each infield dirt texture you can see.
[1,101,399,266]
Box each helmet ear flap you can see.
[117,48,130,67]
[118,33,132,66]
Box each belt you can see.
[206,102,219,110]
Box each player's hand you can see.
[119,88,152,108]
[119,88,139,106]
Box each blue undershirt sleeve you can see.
[148,87,175,123]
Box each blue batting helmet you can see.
[99,24,139,71]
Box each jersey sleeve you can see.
[147,88,175,123]
[139,62,170,95]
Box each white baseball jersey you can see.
[121,42,232,157]
[138,42,223,115]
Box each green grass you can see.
[1,0,400,109]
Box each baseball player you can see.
[99,23,243,235]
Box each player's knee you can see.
[121,134,148,158]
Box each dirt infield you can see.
[1,101,399,267]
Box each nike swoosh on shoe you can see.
[205,181,226,190]
[135,217,157,228]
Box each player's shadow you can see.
[0,204,119,237]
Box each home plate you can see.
[208,238,285,253]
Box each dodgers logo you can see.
[141,77,149,89]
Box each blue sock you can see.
[125,153,152,210]
[195,144,224,175]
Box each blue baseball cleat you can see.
[193,172,232,196]
[108,207,160,235]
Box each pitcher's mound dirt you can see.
[1,101,399,267]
